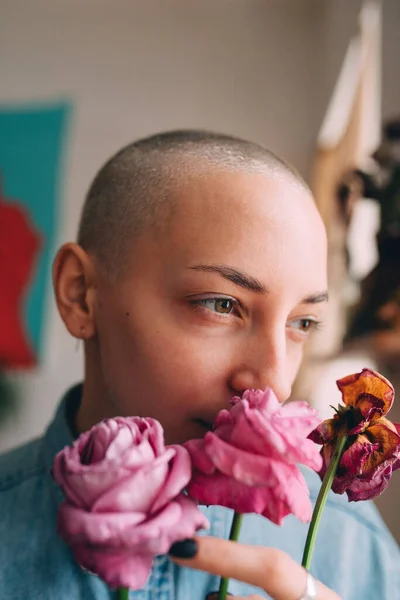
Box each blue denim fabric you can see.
[0,385,399,599]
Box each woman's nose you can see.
[229,332,292,403]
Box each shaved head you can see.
[77,129,310,275]
[57,129,327,440]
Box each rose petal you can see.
[150,445,192,513]
[72,544,153,589]
[188,472,282,520]
[391,457,400,472]
[205,423,322,477]
[91,451,175,513]
[242,401,322,467]
[52,452,91,510]
[58,494,208,551]
[144,495,209,555]
[213,409,234,430]
[66,494,208,590]
[213,394,321,471]
[184,439,215,474]
[187,463,312,525]
[336,368,394,420]
[340,435,379,476]
[119,437,157,469]
[203,432,278,486]
[200,433,313,520]
[361,419,400,476]
[92,421,121,462]
[58,464,136,510]
[240,388,281,415]
[308,418,339,444]
[53,419,166,510]
[57,502,147,546]
[104,425,138,461]
[55,425,156,476]
[277,400,322,430]
[330,437,378,495]
[139,418,166,457]
[346,462,393,501]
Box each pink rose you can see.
[185,388,323,525]
[52,417,208,589]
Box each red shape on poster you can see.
[0,175,41,369]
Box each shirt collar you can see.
[43,383,82,473]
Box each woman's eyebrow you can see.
[301,291,329,304]
[189,264,268,294]
[189,264,328,303]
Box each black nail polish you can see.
[169,538,198,559]
[206,592,233,599]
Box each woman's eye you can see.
[288,318,321,333]
[199,298,235,314]
[192,297,241,316]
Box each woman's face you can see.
[81,169,328,444]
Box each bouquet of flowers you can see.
[52,368,400,600]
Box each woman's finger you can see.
[169,537,342,600]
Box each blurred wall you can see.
[382,0,400,118]
[321,0,400,123]
[0,0,399,454]
[0,0,325,450]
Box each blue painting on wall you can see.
[0,102,71,361]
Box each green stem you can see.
[302,432,348,570]
[218,512,243,600]
[116,587,129,600]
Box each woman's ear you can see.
[53,243,97,340]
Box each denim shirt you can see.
[0,386,399,600]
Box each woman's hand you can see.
[169,536,342,600]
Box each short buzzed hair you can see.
[78,129,309,276]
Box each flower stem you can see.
[218,512,243,600]
[302,433,348,570]
[116,587,129,600]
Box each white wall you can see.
[0,0,325,450]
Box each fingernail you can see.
[206,592,233,599]
[169,538,198,559]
